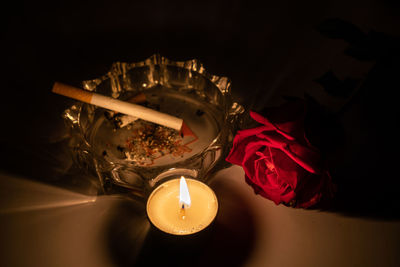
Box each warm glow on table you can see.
[146,178,218,235]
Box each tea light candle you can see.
[146,177,218,235]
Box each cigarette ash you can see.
[104,111,138,129]
[104,112,192,166]
[124,121,191,166]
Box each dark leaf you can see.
[316,18,367,44]
[314,71,359,98]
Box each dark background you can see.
[2,0,400,219]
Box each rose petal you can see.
[269,148,299,188]
[257,132,321,174]
[281,143,321,174]
[255,156,279,188]
[294,171,334,208]
[250,111,296,141]
[241,141,269,179]
[253,99,307,140]
[226,135,258,165]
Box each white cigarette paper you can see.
[52,82,183,130]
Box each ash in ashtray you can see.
[124,121,191,165]
[105,112,193,166]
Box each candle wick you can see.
[180,204,186,220]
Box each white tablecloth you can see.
[1,166,399,267]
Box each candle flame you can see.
[179,176,191,208]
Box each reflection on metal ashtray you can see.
[63,54,244,197]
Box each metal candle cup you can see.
[146,177,218,235]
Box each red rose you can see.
[226,102,334,208]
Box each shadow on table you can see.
[105,177,257,267]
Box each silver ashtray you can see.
[63,54,243,197]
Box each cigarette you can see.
[52,82,183,131]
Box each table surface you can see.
[1,166,399,267]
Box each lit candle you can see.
[146,177,218,235]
